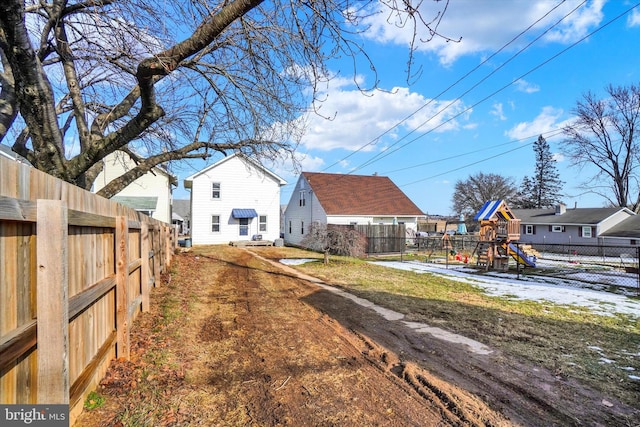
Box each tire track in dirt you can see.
[197,248,511,426]
[252,250,639,426]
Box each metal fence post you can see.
[637,246,640,295]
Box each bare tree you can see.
[302,222,366,264]
[563,83,640,210]
[0,0,454,197]
[451,172,517,218]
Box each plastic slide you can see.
[505,243,536,267]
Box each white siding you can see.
[93,151,173,223]
[283,176,326,246]
[188,155,284,245]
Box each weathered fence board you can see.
[0,157,175,423]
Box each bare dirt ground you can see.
[75,246,639,426]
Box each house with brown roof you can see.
[283,172,425,246]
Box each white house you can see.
[284,172,425,246]
[184,153,286,245]
[92,150,177,223]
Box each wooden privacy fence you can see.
[354,224,406,254]
[0,157,175,423]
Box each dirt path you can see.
[75,247,638,426]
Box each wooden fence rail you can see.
[0,157,175,423]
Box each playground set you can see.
[472,200,537,270]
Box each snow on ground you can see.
[280,257,639,377]
[281,258,640,318]
[369,261,640,319]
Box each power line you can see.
[351,1,640,177]
[320,0,570,172]
[381,128,565,176]
[350,0,589,173]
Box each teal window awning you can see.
[232,209,258,219]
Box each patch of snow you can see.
[403,321,493,355]
[629,375,640,380]
[313,282,491,354]
[369,261,640,318]
[279,258,319,265]
[599,357,615,364]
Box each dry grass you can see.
[271,248,640,406]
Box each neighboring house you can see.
[284,172,425,246]
[599,214,640,246]
[173,199,191,235]
[512,204,635,246]
[0,144,29,164]
[92,150,177,224]
[184,153,287,245]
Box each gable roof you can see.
[302,172,424,216]
[173,199,191,219]
[0,144,29,164]
[474,200,516,221]
[184,153,286,187]
[599,214,640,238]
[106,150,178,187]
[511,207,633,225]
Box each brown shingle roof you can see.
[302,172,424,216]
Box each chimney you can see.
[555,204,566,215]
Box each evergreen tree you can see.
[514,135,563,208]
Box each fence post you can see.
[637,246,640,295]
[115,216,130,359]
[165,225,171,269]
[36,199,69,404]
[141,221,150,312]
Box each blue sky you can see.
[174,0,640,216]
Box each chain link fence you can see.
[365,236,640,293]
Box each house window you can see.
[631,239,637,246]
[211,215,220,232]
[525,225,535,235]
[212,182,221,199]
[551,225,564,233]
[239,218,249,236]
[288,220,292,234]
[259,215,267,232]
[299,191,306,207]
[301,221,304,234]
[581,226,593,238]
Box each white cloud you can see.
[300,82,467,152]
[360,1,606,66]
[628,9,640,27]
[505,106,570,141]
[514,79,540,93]
[490,103,506,120]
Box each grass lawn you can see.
[262,248,640,407]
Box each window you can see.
[288,220,292,234]
[525,225,535,235]
[581,226,593,238]
[301,221,304,235]
[551,225,564,233]
[212,182,221,199]
[239,218,249,236]
[211,215,220,232]
[299,191,306,207]
[259,215,267,232]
